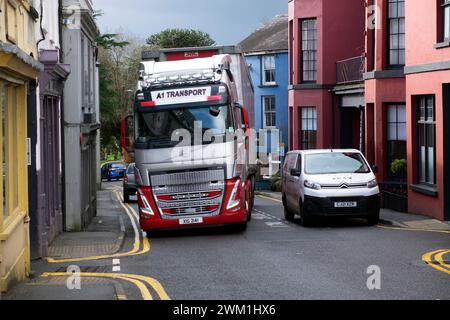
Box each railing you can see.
[336,56,364,84]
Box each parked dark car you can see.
[123,163,137,203]
[101,162,126,181]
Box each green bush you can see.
[390,159,407,175]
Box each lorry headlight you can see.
[304,180,321,190]
[226,178,242,210]
[367,179,378,189]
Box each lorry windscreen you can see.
[135,105,233,149]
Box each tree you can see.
[97,33,141,160]
[146,28,216,49]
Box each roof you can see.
[239,14,288,54]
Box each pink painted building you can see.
[404,0,450,221]
[364,0,450,221]
[288,0,366,152]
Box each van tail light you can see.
[124,175,129,183]
[224,177,243,211]
[138,187,157,219]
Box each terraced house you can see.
[0,0,42,292]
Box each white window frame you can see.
[262,55,276,86]
[262,96,276,128]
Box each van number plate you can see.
[334,202,357,208]
[179,217,204,225]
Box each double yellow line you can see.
[42,188,170,300]
[41,272,170,300]
[422,249,450,275]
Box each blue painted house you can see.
[240,15,288,176]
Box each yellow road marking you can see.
[46,190,149,263]
[120,274,171,300]
[422,249,450,275]
[376,225,450,235]
[257,195,283,203]
[41,272,153,300]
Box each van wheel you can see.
[367,210,380,226]
[299,201,311,227]
[123,193,130,203]
[284,206,295,222]
[282,194,295,221]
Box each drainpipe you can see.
[58,0,67,231]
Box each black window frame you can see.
[300,107,317,150]
[387,0,405,67]
[386,103,407,179]
[417,95,436,186]
[300,18,317,83]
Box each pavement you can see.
[256,191,450,232]
[3,183,450,300]
[2,184,140,300]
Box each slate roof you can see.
[239,14,288,54]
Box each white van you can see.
[282,149,380,226]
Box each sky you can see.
[93,0,287,45]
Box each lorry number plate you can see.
[179,217,203,225]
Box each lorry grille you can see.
[150,169,225,219]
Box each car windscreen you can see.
[135,105,233,149]
[304,152,370,175]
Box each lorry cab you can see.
[282,149,380,226]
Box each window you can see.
[417,96,436,185]
[387,104,407,178]
[444,0,450,41]
[300,107,317,150]
[301,19,317,82]
[262,55,276,85]
[388,0,405,66]
[0,82,19,221]
[1,82,7,220]
[263,96,276,128]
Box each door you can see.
[285,154,300,210]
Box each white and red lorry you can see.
[121,46,256,232]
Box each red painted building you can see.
[288,0,366,152]
[289,0,450,221]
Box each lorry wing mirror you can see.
[241,107,250,133]
[372,165,379,174]
[121,115,135,154]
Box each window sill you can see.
[434,41,450,49]
[410,184,438,197]
[259,84,278,88]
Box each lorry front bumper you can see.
[140,208,247,231]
